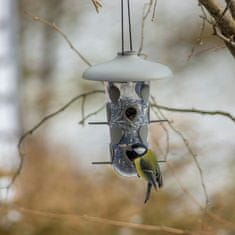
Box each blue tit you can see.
[126,143,163,203]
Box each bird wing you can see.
[140,159,158,189]
[140,156,152,170]
[140,154,163,188]
[147,150,163,188]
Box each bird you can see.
[126,143,163,203]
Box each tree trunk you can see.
[0,0,21,174]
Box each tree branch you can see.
[151,103,235,123]
[150,106,170,161]
[23,9,92,67]
[79,104,105,125]
[7,93,234,190]
[198,0,235,57]
[225,0,235,19]
[7,205,211,235]
[91,0,102,13]
[199,0,235,30]
[167,162,235,231]
[188,16,206,60]
[138,0,154,56]
[151,97,209,213]
[4,90,105,190]
[151,0,158,21]
[213,25,235,46]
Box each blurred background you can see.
[0,0,235,234]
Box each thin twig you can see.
[138,0,154,55]
[3,90,105,190]
[217,0,232,24]
[23,9,92,66]
[151,103,235,123]
[80,95,87,126]
[91,0,103,13]
[79,105,105,124]
[213,26,235,47]
[188,17,206,60]
[212,0,235,47]
[151,0,158,21]
[150,106,170,161]
[198,1,235,53]
[4,205,211,235]
[151,97,209,213]
[167,162,235,231]
[225,0,235,19]
[194,45,225,56]
[153,105,210,229]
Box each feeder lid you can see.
[83,51,173,82]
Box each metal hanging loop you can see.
[121,0,124,55]
[127,0,133,51]
[121,0,133,54]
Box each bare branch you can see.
[23,9,92,67]
[199,0,235,28]
[211,0,235,47]
[151,98,235,230]
[151,103,235,123]
[9,89,234,191]
[91,0,103,13]
[138,0,154,56]
[151,0,158,21]
[150,106,170,161]
[225,0,235,19]
[198,0,235,56]
[188,17,206,60]
[5,90,105,190]
[151,99,235,230]
[80,95,87,126]
[151,96,209,212]
[79,104,105,125]
[167,162,235,231]
[213,25,235,46]
[218,0,232,23]
[193,45,225,57]
[6,205,211,235]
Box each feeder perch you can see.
[83,51,172,176]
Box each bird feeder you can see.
[82,0,173,176]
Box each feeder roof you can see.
[83,51,173,82]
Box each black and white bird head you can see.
[131,143,148,156]
[126,143,148,161]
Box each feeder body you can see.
[82,52,172,176]
[105,81,150,176]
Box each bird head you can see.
[125,143,147,161]
[131,143,148,157]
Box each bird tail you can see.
[144,182,152,203]
[156,171,163,188]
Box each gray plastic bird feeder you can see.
[83,51,172,176]
[82,0,172,176]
